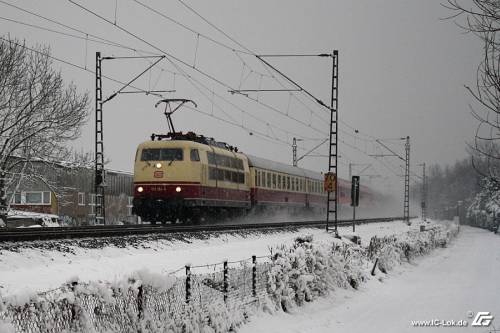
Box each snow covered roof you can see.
[246,155,324,180]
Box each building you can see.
[7,160,136,225]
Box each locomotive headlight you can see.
[155,163,162,169]
[137,186,144,193]
[175,186,182,192]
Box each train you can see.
[132,131,373,223]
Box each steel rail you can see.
[0,217,408,242]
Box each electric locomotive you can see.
[132,99,373,223]
[132,132,251,223]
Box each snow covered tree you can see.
[0,38,89,226]
[446,0,500,181]
[467,177,500,229]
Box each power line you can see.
[0,0,161,56]
[2,1,327,145]
[174,0,387,149]
[0,36,322,155]
[131,0,251,55]
[68,1,329,138]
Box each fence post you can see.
[185,265,191,304]
[252,255,257,298]
[371,258,379,276]
[137,284,143,320]
[223,260,228,303]
[70,281,78,323]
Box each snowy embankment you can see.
[0,220,413,297]
[240,225,499,333]
[0,219,459,332]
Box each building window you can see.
[89,194,96,215]
[43,192,50,204]
[127,196,133,216]
[25,192,42,204]
[78,192,85,206]
[18,191,51,205]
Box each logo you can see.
[471,312,494,327]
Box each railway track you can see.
[0,217,406,242]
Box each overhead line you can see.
[0,0,161,56]
[0,36,319,153]
[68,1,329,137]
[132,0,251,55]
[175,0,382,143]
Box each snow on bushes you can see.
[467,177,500,230]
[0,223,459,333]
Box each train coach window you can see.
[190,149,200,161]
[272,174,276,189]
[278,175,282,189]
[287,176,290,190]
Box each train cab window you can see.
[190,149,200,161]
[141,148,183,161]
[141,148,160,161]
[255,171,259,186]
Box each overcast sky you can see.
[0,0,482,194]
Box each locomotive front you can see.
[132,140,203,223]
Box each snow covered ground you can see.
[0,219,417,297]
[239,226,500,333]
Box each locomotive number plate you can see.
[154,171,164,178]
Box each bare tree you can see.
[0,38,89,225]
[445,0,500,181]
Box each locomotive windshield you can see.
[141,148,183,161]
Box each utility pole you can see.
[326,50,339,236]
[95,52,105,225]
[404,136,410,225]
[94,52,166,225]
[418,162,427,222]
[292,137,304,167]
[293,137,297,167]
